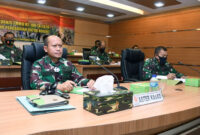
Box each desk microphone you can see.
[177,61,200,76]
[90,56,128,90]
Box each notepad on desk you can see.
[70,86,90,95]
[16,96,75,115]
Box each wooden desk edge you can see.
[33,107,200,135]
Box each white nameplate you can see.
[133,90,163,107]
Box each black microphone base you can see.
[114,86,128,91]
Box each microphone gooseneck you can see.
[92,57,128,90]
[178,61,200,76]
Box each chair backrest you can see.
[121,48,145,81]
[21,45,36,90]
[32,42,68,59]
[82,48,91,60]
[21,42,68,90]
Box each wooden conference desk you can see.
[0,83,199,135]
[68,55,121,63]
[0,65,21,90]
[75,64,122,81]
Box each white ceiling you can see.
[0,0,200,22]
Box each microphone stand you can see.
[94,60,128,90]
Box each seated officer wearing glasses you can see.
[0,32,22,64]
[30,35,95,93]
[142,46,184,80]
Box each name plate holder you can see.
[133,90,163,107]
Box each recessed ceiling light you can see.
[90,0,144,15]
[76,7,85,12]
[107,13,114,18]
[196,28,200,31]
[172,30,177,32]
[37,0,46,4]
[105,35,112,38]
[198,0,200,2]
[154,2,165,8]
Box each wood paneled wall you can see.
[109,7,200,76]
[64,19,109,52]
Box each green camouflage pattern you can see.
[142,57,184,80]
[0,44,22,64]
[0,59,12,66]
[30,55,89,90]
[83,90,133,115]
[90,47,112,65]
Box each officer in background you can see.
[0,35,5,46]
[90,40,112,65]
[30,35,95,93]
[0,32,22,65]
[142,46,184,80]
[91,40,101,52]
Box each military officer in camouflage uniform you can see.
[90,40,112,65]
[142,46,184,80]
[91,40,101,52]
[30,35,95,93]
[0,32,22,64]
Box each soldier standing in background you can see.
[30,35,95,93]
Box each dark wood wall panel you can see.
[109,7,200,77]
[110,8,200,34]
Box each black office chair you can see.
[32,42,68,60]
[121,48,145,82]
[21,45,36,90]
[21,42,68,90]
[82,48,91,60]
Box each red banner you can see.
[0,6,74,45]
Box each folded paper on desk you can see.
[156,75,185,85]
[160,79,184,85]
[156,75,185,82]
[17,96,75,115]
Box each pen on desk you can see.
[82,86,89,88]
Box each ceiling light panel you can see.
[90,0,144,15]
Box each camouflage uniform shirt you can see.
[90,48,112,64]
[30,55,89,92]
[0,44,22,63]
[142,57,184,80]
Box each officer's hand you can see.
[181,76,186,79]
[57,81,76,92]
[87,80,95,90]
[167,73,176,80]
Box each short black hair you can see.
[154,46,167,56]
[4,32,15,37]
[132,44,139,49]
[95,40,101,47]
[44,36,49,46]
[43,35,49,42]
